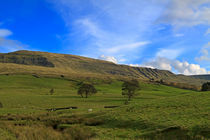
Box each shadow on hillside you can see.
[143,127,191,140]
[101,118,208,140]
[52,96,81,99]
[102,118,155,130]
[0,112,208,140]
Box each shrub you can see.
[201,82,210,91]
[0,102,3,108]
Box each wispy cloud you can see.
[75,18,105,39]
[157,0,210,27]
[102,42,150,54]
[205,28,210,35]
[0,28,28,52]
[196,42,210,61]
[156,48,184,59]
[174,33,184,37]
[74,17,150,63]
[0,29,12,37]
[48,0,164,62]
[0,37,28,52]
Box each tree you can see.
[122,79,140,101]
[201,82,210,91]
[77,83,97,98]
[50,88,54,95]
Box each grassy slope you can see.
[0,50,205,87]
[0,75,209,139]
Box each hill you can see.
[0,52,208,139]
[0,50,206,89]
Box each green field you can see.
[0,75,209,140]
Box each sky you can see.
[0,0,210,75]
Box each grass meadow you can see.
[0,75,209,139]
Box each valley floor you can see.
[0,75,209,140]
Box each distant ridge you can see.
[191,75,210,81]
[0,50,206,88]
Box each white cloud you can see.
[129,64,155,69]
[143,57,172,71]
[141,57,210,75]
[129,64,141,67]
[99,55,118,64]
[172,60,209,75]
[157,0,210,27]
[0,29,13,37]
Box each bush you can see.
[201,82,210,91]
[0,102,3,108]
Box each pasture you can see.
[0,75,209,139]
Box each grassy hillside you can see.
[0,50,206,89]
[0,75,209,139]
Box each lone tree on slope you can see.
[78,83,97,98]
[122,79,140,101]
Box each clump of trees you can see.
[201,82,210,91]
[78,83,97,98]
[158,79,200,91]
[122,79,140,101]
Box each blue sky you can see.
[0,0,210,75]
